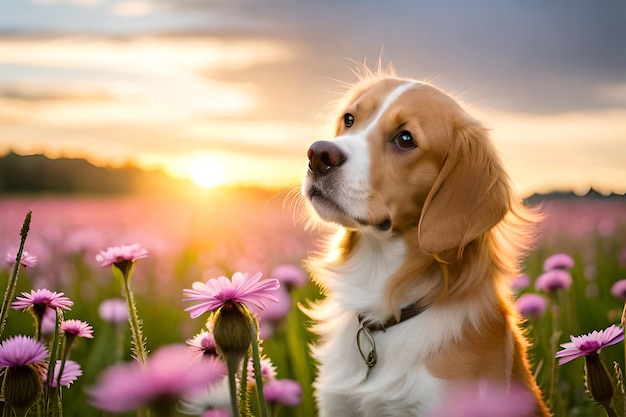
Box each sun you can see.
[189,154,229,189]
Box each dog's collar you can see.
[356,302,428,368]
[357,302,428,332]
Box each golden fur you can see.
[303,69,551,416]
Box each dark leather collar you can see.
[358,302,428,332]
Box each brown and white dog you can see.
[302,70,551,416]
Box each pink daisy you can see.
[48,360,83,388]
[183,272,280,319]
[610,279,626,300]
[186,330,218,357]
[543,253,575,271]
[41,307,57,335]
[0,335,48,367]
[556,324,625,365]
[252,285,292,323]
[247,356,276,384]
[515,293,547,318]
[510,274,530,291]
[89,344,226,412]
[5,250,37,268]
[535,269,572,293]
[98,298,128,324]
[270,264,308,287]
[203,410,230,417]
[12,289,73,312]
[61,319,94,339]
[95,243,149,268]
[264,378,303,407]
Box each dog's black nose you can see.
[307,141,346,175]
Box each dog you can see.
[302,69,551,416]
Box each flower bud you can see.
[3,364,43,416]
[584,353,615,406]
[212,302,253,365]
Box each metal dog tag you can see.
[356,324,377,368]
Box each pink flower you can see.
[515,293,547,318]
[89,345,226,412]
[264,378,302,407]
[61,319,94,339]
[41,308,57,335]
[48,360,83,388]
[543,253,575,271]
[0,335,48,367]
[611,279,626,300]
[186,330,218,357]
[5,250,37,268]
[183,272,280,319]
[556,324,624,365]
[203,410,230,417]
[98,298,128,324]
[270,264,308,287]
[426,380,536,417]
[12,289,73,312]
[535,269,572,293]
[252,285,292,323]
[95,243,148,268]
[247,356,276,384]
[510,274,530,291]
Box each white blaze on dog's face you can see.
[304,77,470,232]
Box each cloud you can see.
[475,107,626,195]
[110,0,162,17]
[33,0,104,8]
[0,34,296,124]
[0,80,114,101]
[0,1,624,193]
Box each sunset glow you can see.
[188,154,229,189]
[1,1,624,196]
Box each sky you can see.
[1,0,625,196]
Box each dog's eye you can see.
[343,113,354,128]
[393,130,417,151]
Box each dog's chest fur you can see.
[310,231,479,417]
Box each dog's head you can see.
[303,75,511,256]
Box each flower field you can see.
[1,191,626,416]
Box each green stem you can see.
[122,272,148,365]
[250,320,269,417]
[0,211,32,339]
[602,402,618,417]
[225,356,240,417]
[548,300,560,409]
[239,352,251,416]
[44,309,63,417]
[55,335,72,390]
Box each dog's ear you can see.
[418,124,510,257]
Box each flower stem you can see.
[226,355,240,417]
[55,334,73,390]
[120,268,148,365]
[548,299,561,408]
[0,211,32,339]
[602,403,619,417]
[239,352,251,416]
[250,319,269,417]
[44,308,63,417]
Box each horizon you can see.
[1,1,625,196]
[3,150,626,199]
